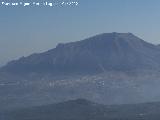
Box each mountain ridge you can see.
[1,32,160,76]
[4,98,160,120]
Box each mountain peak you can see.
[89,32,135,38]
[86,32,141,42]
[100,32,134,36]
[55,32,143,51]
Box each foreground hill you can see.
[4,99,160,120]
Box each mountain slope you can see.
[4,99,160,120]
[1,32,160,76]
[1,33,160,110]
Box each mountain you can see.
[1,32,160,77]
[4,99,160,120]
[2,32,160,110]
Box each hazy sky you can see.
[1,0,160,66]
